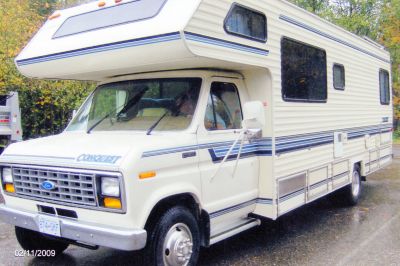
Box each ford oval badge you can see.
[41,181,56,191]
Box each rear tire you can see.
[145,206,200,266]
[15,227,69,256]
[341,164,362,206]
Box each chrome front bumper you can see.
[0,205,147,251]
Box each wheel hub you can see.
[163,223,193,266]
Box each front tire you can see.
[145,206,200,266]
[15,227,69,256]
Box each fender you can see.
[136,182,202,229]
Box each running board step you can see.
[209,218,261,245]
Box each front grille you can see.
[12,167,97,206]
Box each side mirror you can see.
[72,109,77,119]
[242,101,265,130]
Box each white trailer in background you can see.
[0,0,392,265]
[0,92,23,152]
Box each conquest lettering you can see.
[76,154,121,164]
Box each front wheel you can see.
[145,206,200,266]
[15,227,69,256]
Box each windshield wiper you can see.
[87,113,110,134]
[146,111,169,135]
[146,90,191,135]
[86,86,149,134]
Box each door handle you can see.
[182,151,196,158]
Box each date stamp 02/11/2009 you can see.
[14,250,56,257]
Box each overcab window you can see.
[224,4,267,42]
[281,38,327,102]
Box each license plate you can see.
[38,215,61,237]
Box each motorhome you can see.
[0,0,393,265]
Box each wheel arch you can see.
[144,193,210,247]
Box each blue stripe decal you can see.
[367,154,392,166]
[184,31,269,56]
[210,199,256,219]
[256,198,274,205]
[279,15,390,64]
[309,179,329,190]
[142,138,272,159]
[279,188,305,202]
[16,32,181,66]
[276,124,392,154]
[332,172,349,181]
[209,197,273,219]
[142,124,392,158]
[209,138,272,162]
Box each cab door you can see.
[197,77,259,227]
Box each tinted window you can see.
[224,4,267,42]
[53,0,167,38]
[205,82,243,130]
[333,64,345,90]
[379,69,390,105]
[281,38,327,102]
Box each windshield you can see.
[66,78,202,132]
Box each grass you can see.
[394,130,400,144]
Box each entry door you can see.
[197,78,259,222]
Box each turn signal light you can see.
[104,197,122,209]
[115,0,123,3]
[98,1,106,7]
[139,171,156,179]
[5,183,15,193]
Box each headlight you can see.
[101,177,120,197]
[2,168,13,183]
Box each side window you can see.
[379,69,390,105]
[224,4,267,42]
[204,82,243,131]
[281,37,327,102]
[333,64,345,90]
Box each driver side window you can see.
[204,82,243,130]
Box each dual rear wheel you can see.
[334,164,363,206]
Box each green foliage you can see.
[0,0,93,139]
[19,80,93,139]
[290,0,330,14]
[394,130,400,144]
[328,0,383,39]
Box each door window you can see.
[204,82,243,130]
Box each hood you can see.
[0,131,196,171]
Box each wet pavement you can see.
[0,146,399,265]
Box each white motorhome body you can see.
[1,0,392,264]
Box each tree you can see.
[328,0,383,40]
[290,0,330,15]
[379,0,400,129]
[0,0,93,139]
